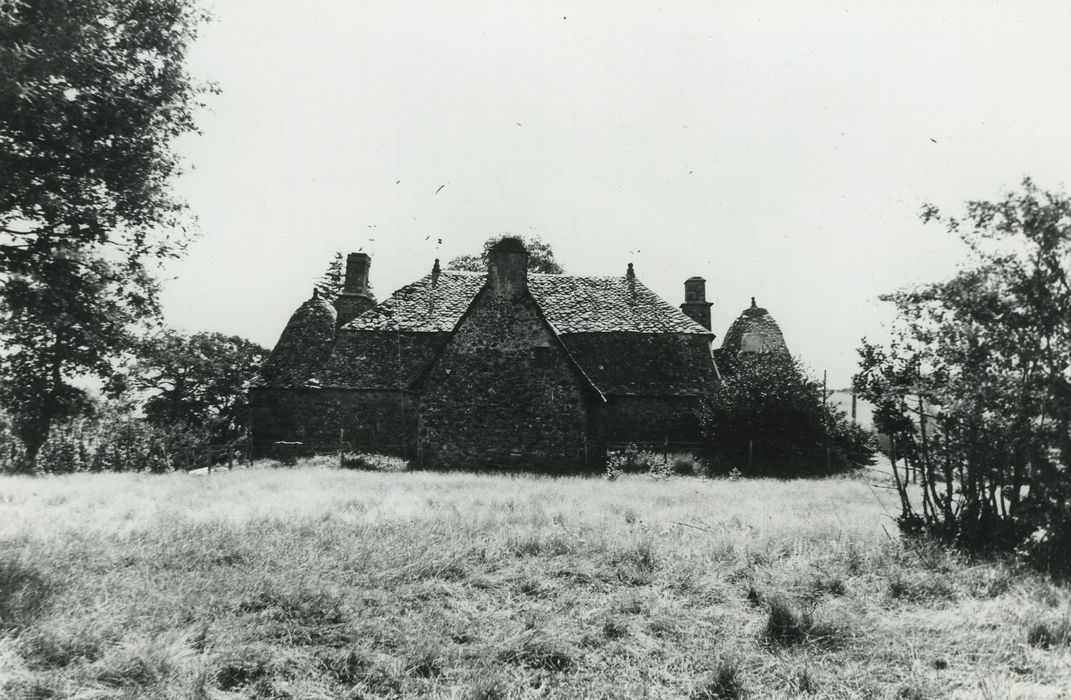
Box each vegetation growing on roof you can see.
[447,234,565,274]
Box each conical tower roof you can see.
[720,297,789,358]
[259,290,337,387]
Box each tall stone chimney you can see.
[487,237,528,297]
[334,252,376,328]
[680,276,712,330]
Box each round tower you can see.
[720,297,789,360]
[260,290,337,387]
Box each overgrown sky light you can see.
[165,1,1071,388]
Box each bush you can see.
[0,405,247,474]
[703,353,874,475]
[605,445,706,478]
[669,452,707,476]
[339,452,409,472]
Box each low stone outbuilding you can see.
[250,238,721,469]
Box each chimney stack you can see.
[487,237,528,297]
[334,252,376,328]
[342,253,370,295]
[680,276,712,330]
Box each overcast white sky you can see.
[164,1,1071,388]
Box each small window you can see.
[533,345,552,368]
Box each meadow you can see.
[1,461,1069,699]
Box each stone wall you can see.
[417,289,591,469]
[249,387,417,458]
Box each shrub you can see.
[669,452,707,477]
[2,405,245,474]
[340,452,409,472]
[605,445,705,478]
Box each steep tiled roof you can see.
[720,299,789,358]
[530,275,709,335]
[343,271,484,332]
[258,293,337,388]
[277,267,718,395]
[315,330,449,390]
[343,270,711,335]
[560,333,718,396]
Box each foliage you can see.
[854,178,1071,574]
[606,444,665,475]
[315,252,344,298]
[0,0,211,470]
[604,445,708,479]
[446,234,564,274]
[0,0,211,271]
[703,353,873,474]
[339,451,409,473]
[0,248,150,467]
[0,403,244,474]
[111,330,267,446]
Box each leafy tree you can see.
[703,353,872,474]
[855,179,1071,573]
[0,0,211,272]
[0,0,211,470]
[114,330,268,447]
[0,247,152,468]
[447,234,564,274]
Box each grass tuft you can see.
[0,556,53,634]
[762,598,847,648]
[498,632,576,672]
[407,645,444,678]
[214,645,271,691]
[465,671,511,700]
[1026,618,1071,649]
[691,658,746,699]
[888,570,955,602]
[602,617,628,639]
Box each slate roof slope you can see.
[344,270,711,336]
[296,267,717,394]
[560,333,718,396]
[315,330,450,391]
[344,271,484,332]
[529,275,710,334]
[258,293,337,388]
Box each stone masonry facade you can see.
[250,238,722,469]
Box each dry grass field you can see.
[1,461,1069,699]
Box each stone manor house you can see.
[250,238,787,468]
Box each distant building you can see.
[250,238,721,468]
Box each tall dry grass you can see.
[0,462,1068,698]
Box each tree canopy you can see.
[447,234,564,274]
[0,0,211,470]
[703,352,872,474]
[114,330,268,446]
[0,0,210,271]
[855,179,1071,573]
